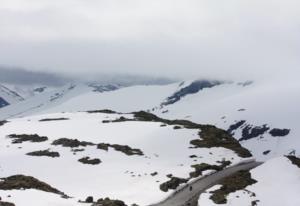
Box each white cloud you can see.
[0,0,299,80]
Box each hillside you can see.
[0,83,121,120]
[0,79,299,206]
[2,78,297,160]
[198,156,300,206]
[0,111,252,205]
[0,84,24,108]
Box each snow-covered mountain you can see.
[0,84,25,108]
[0,83,58,109]
[0,78,299,206]
[0,83,122,120]
[0,111,252,205]
[2,78,298,159]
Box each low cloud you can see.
[0,66,69,86]
[0,0,299,81]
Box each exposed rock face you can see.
[87,83,120,93]
[39,118,69,122]
[52,138,95,148]
[190,125,252,158]
[0,201,15,206]
[209,170,257,204]
[286,155,300,168]
[228,120,291,141]
[269,128,290,137]
[0,97,9,108]
[227,120,246,135]
[92,197,127,206]
[263,150,271,155]
[26,150,60,158]
[160,176,188,192]
[97,143,144,156]
[0,120,8,127]
[189,161,231,178]
[161,80,222,106]
[85,196,94,203]
[0,175,65,196]
[87,109,117,114]
[78,157,101,165]
[240,125,270,141]
[7,134,48,144]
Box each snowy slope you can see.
[0,84,24,108]
[1,78,299,160]
[0,83,121,120]
[2,84,56,99]
[41,83,179,114]
[152,78,300,160]
[0,111,250,205]
[0,83,58,109]
[0,78,299,206]
[198,156,300,206]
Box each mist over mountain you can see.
[1,1,300,206]
[0,66,69,86]
[0,66,176,86]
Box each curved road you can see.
[149,160,262,206]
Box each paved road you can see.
[149,160,262,206]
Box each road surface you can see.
[149,160,262,206]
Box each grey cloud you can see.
[0,66,70,86]
[0,0,299,81]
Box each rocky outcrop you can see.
[8,134,48,144]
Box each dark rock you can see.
[87,84,119,93]
[173,126,182,130]
[97,143,143,156]
[263,150,271,155]
[227,120,246,135]
[95,197,127,206]
[190,125,252,158]
[39,118,69,122]
[0,97,9,108]
[52,138,95,148]
[33,87,47,93]
[7,134,48,144]
[0,201,15,206]
[85,196,94,203]
[71,148,85,152]
[286,155,300,168]
[240,125,270,141]
[0,175,65,196]
[0,120,8,127]
[210,170,257,204]
[87,109,117,114]
[269,128,290,137]
[26,150,60,158]
[251,200,260,206]
[110,144,143,156]
[160,176,188,192]
[150,172,158,176]
[78,157,101,165]
[161,80,222,106]
[189,161,231,178]
[97,143,109,151]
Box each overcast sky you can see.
[0,0,299,81]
